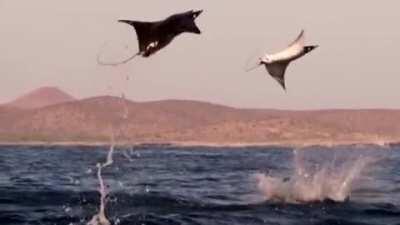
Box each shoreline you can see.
[0,140,397,149]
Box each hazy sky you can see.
[1,1,399,109]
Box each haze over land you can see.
[1,87,399,146]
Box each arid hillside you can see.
[1,88,400,145]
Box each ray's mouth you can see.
[191,10,203,34]
[192,10,203,19]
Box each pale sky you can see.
[1,0,399,109]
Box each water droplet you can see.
[64,206,71,213]
[115,218,121,225]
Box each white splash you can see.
[255,150,375,203]
[87,136,115,225]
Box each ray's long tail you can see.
[96,41,140,66]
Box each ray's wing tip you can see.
[118,20,132,25]
[299,29,305,39]
[281,83,287,91]
[288,29,306,47]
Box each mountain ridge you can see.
[5,86,76,109]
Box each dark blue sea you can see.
[0,144,399,225]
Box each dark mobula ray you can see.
[119,10,203,57]
[247,30,318,90]
[97,10,203,66]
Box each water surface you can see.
[0,145,399,225]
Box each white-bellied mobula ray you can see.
[247,30,318,90]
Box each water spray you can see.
[255,150,376,204]
[87,133,115,225]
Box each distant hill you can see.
[6,87,76,109]
[0,94,400,146]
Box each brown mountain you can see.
[0,95,400,145]
[6,86,76,109]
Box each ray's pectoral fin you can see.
[265,62,290,90]
[118,20,154,54]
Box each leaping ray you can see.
[97,10,203,66]
[247,30,318,90]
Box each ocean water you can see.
[0,144,399,225]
